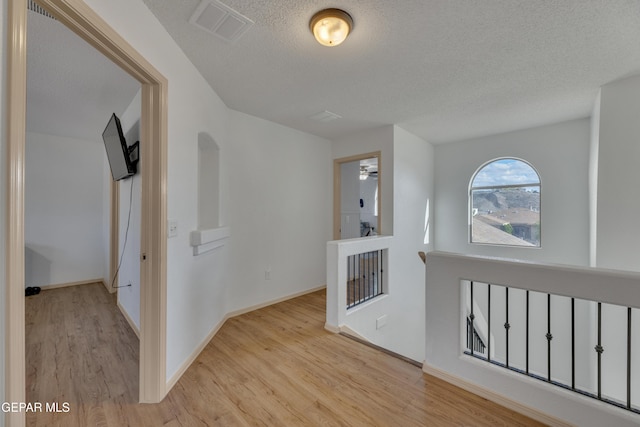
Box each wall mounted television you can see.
[102,113,139,181]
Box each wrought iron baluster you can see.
[628,307,632,410]
[526,290,529,375]
[487,284,491,361]
[379,250,384,293]
[595,302,603,400]
[470,282,475,356]
[571,297,575,390]
[546,293,553,382]
[505,287,510,368]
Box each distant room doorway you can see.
[333,152,381,240]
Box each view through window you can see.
[470,158,540,247]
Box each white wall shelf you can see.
[190,226,230,256]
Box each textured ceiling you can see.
[26,1,640,145]
[26,11,139,142]
[140,0,640,143]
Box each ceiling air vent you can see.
[189,0,254,43]
[309,110,342,123]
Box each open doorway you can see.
[333,151,381,240]
[24,3,143,410]
[6,0,168,424]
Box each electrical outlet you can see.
[168,220,178,238]
[265,267,271,280]
[376,315,387,330]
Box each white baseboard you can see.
[117,301,140,339]
[102,278,117,294]
[224,285,327,319]
[338,325,370,342]
[166,285,327,391]
[324,323,340,333]
[422,362,574,427]
[38,278,104,291]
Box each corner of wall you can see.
[588,89,601,267]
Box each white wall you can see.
[434,118,591,266]
[386,126,433,361]
[595,74,640,271]
[589,90,601,267]
[226,110,332,312]
[24,132,107,287]
[101,152,111,285]
[116,91,142,327]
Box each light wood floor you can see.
[26,283,546,426]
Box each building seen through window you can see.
[470,158,540,247]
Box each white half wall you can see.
[434,118,591,266]
[25,132,107,287]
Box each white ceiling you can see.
[141,0,640,143]
[26,1,640,145]
[26,10,139,142]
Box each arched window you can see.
[470,158,540,247]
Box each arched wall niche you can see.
[191,132,229,255]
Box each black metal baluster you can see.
[628,307,632,410]
[365,252,369,301]
[596,302,603,400]
[526,290,529,375]
[374,250,378,296]
[571,298,575,390]
[379,249,383,296]
[470,282,475,356]
[358,253,362,303]
[368,251,372,300]
[348,255,352,307]
[378,250,382,295]
[546,293,553,382]
[353,253,358,304]
[505,287,510,368]
[487,284,491,361]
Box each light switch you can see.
[168,220,178,238]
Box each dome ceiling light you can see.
[309,8,353,47]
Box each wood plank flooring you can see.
[26,283,546,426]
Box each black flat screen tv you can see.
[102,113,138,181]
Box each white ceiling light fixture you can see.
[309,8,353,47]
